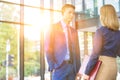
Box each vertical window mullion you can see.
[40,1,45,80]
[20,0,24,80]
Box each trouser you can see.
[52,61,75,80]
[95,56,117,80]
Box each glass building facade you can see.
[0,0,120,80]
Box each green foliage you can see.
[24,38,40,76]
[24,61,40,76]
[0,23,40,77]
[0,23,18,65]
[0,3,19,21]
[0,23,18,79]
[0,2,41,78]
[0,67,6,79]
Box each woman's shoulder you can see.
[97,26,120,38]
[97,26,115,34]
[96,26,105,34]
[97,26,107,31]
[96,26,112,38]
[98,26,120,32]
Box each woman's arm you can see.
[85,29,103,75]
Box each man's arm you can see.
[44,24,56,72]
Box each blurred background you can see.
[0,0,120,80]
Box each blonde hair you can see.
[100,4,119,31]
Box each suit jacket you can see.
[45,21,81,74]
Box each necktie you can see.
[67,27,73,63]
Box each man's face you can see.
[62,8,75,23]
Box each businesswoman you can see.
[82,4,120,80]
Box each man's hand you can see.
[75,73,81,80]
[81,74,89,80]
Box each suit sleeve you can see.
[44,24,56,72]
[75,30,81,72]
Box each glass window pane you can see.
[85,0,94,10]
[1,0,20,4]
[105,0,119,12]
[0,23,20,80]
[0,2,20,22]
[24,6,41,80]
[66,0,72,4]
[24,25,41,80]
[75,0,82,12]
[24,7,41,25]
[24,7,51,29]
[44,0,50,9]
[24,7,43,80]
[53,11,62,23]
[24,0,40,7]
[97,0,103,15]
[53,0,62,10]
[85,0,95,18]
[24,9,51,80]
[44,10,51,25]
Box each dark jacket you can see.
[45,22,81,74]
[85,26,120,75]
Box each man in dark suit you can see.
[45,4,81,80]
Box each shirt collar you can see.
[61,20,67,29]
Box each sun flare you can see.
[24,10,50,41]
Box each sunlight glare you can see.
[24,12,50,41]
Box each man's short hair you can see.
[61,4,75,14]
